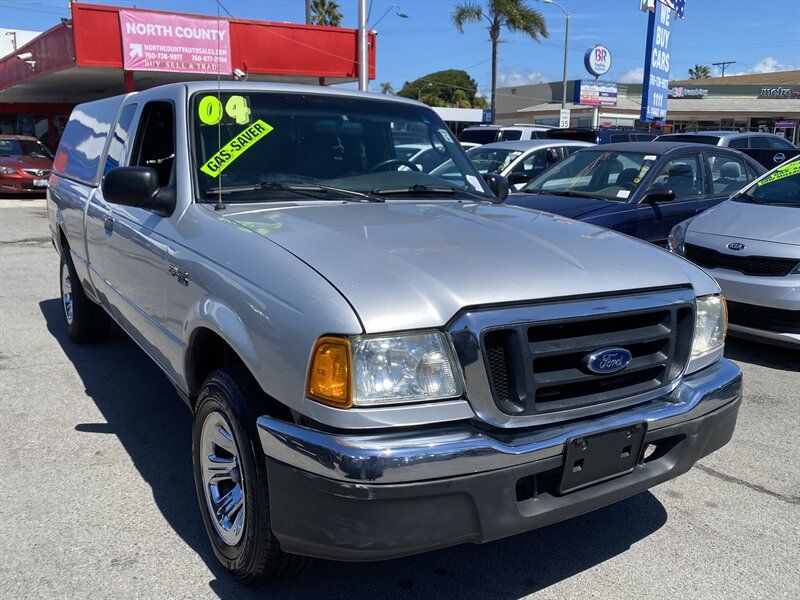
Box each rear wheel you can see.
[192,366,308,584]
[60,251,108,343]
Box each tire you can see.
[60,250,108,343]
[192,366,308,584]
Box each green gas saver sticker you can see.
[200,119,273,177]
[757,159,800,186]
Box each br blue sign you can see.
[585,347,633,374]
[640,1,672,122]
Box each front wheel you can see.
[192,366,307,584]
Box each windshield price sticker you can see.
[200,119,273,177]
[198,95,251,125]
[757,160,800,186]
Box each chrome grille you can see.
[23,169,50,177]
[449,288,696,428]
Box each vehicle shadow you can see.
[724,336,799,372]
[41,297,668,600]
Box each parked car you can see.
[0,134,53,194]
[546,128,659,144]
[435,139,594,190]
[393,143,451,173]
[668,156,800,347]
[460,141,482,151]
[497,124,554,141]
[458,124,502,144]
[508,141,766,245]
[49,83,741,584]
[655,130,800,169]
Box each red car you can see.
[0,135,54,194]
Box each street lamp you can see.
[543,0,570,110]
[359,3,409,92]
[370,4,409,29]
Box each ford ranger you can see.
[48,82,741,584]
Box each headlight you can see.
[0,166,16,175]
[667,219,691,254]
[691,294,727,360]
[306,331,461,408]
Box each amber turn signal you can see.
[306,336,351,408]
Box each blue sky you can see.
[2,0,799,96]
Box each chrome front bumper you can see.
[257,358,742,485]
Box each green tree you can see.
[688,64,711,79]
[379,82,395,95]
[310,0,343,27]
[397,69,483,107]
[452,0,547,120]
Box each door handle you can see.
[104,215,114,232]
[773,153,786,163]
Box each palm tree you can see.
[379,82,395,95]
[451,89,471,108]
[452,0,547,121]
[305,0,312,24]
[310,0,343,27]
[688,64,711,79]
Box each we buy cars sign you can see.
[119,10,232,74]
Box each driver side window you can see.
[131,101,175,188]
[648,155,705,201]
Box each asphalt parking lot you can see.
[1,196,798,599]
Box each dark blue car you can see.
[507,141,766,246]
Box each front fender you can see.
[184,297,261,395]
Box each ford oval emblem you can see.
[585,347,633,374]
[727,242,746,251]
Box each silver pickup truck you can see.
[48,82,741,584]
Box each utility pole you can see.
[358,0,368,91]
[543,0,570,110]
[712,61,736,78]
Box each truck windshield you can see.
[522,150,656,201]
[738,158,800,206]
[0,139,53,158]
[192,91,490,201]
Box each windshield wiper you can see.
[733,191,763,205]
[205,181,383,202]
[545,190,610,201]
[371,184,487,200]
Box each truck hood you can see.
[223,201,715,332]
[687,199,800,246]
[506,192,614,219]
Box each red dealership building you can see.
[0,2,376,149]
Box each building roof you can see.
[517,97,643,114]
[671,70,800,86]
[0,2,373,103]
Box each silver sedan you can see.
[668,156,800,347]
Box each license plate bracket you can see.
[559,423,646,494]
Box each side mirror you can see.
[102,167,175,215]
[642,188,676,203]
[484,172,510,203]
[507,171,529,185]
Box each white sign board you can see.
[559,109,571,128]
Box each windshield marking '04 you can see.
[192,91,490,201]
